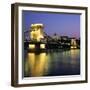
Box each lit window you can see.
[29,44,35,49]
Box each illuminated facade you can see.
[30,23,44,42]
[29,23,46,50]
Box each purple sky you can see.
[22,11,80,38]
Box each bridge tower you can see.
[71,38,77,49]
[30,23,44,42]
[29,23,46,50]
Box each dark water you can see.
[24,49,80,77]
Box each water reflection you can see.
[24,49,80,77]
[25,53,48,77]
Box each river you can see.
[24,49,80,77]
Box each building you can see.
[52,33,59,40]
[30,23,44,42]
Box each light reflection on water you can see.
[24,49,80,77]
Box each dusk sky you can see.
[22,11,80,38]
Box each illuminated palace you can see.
[29,23,46,51]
